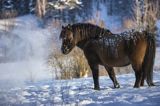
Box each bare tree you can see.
[0,9,17,34]
[134,0,159,33]
[36,0,47,18]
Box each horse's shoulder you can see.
[84,39,98,47]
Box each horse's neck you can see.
[77,39,90,49]
[75,26,101,42]
[73,24,109,49]
[74,26,96,49]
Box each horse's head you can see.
[60,24,76,54]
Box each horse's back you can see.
[82,30,150,68]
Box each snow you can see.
[0,71,160,106]
[48,0,83,10]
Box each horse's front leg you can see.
[105,66,120,88]
[89,64,100,90]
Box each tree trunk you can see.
[36,0,47,18]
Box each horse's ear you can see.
[107,29,112,34]
[67,24,72,30]
[68,24,71,27]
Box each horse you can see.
[59,23,156,90]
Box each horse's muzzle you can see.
[61,47,70,54]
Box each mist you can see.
[0,15,53,89]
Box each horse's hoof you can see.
[140,83,144,86]
[149,83,155,86]
[94,87,100,90]
[114,84,120,88]
[134,85,140,88]
[140,81,144,86]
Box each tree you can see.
[134,0,159,33]
[36,0,47,18]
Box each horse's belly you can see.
[103,56,130,67]
[88,38,131,67]
[98,44,131,67]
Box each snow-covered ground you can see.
[0,72,160,106]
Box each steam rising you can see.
[0,15,52,89]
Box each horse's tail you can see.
[142,32,156,86]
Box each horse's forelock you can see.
[60,25,73,39]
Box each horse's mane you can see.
[64,23,154,43]
[70,23,112,39]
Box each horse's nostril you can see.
[61,47,68,54]
[63,50,65,53]
[61,47,65,53]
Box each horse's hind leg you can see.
[129,39,148,88]
[132,64,143,88]
[140,72,145,86]
[134,70,142,88]
[105,66,120,88]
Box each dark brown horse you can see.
[59,23,156,90]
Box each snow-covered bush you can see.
[48,48,90,79]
